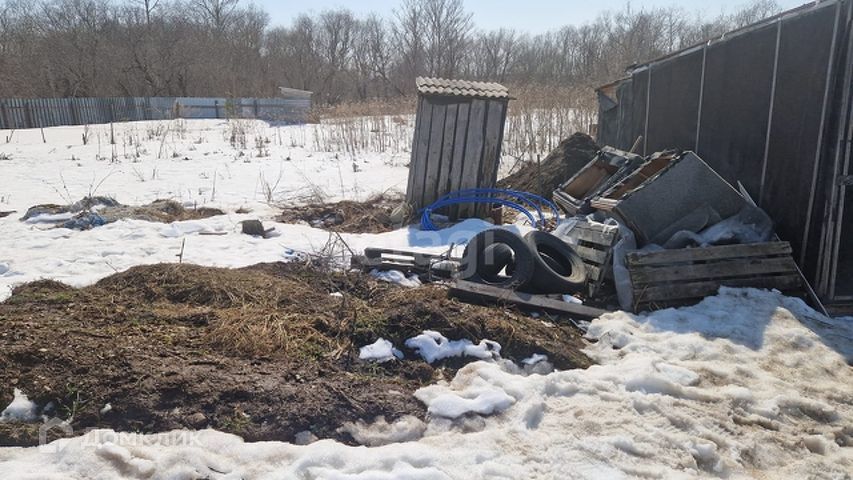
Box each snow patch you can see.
[369,269,422,288]
[404,331,501,363]
[338,416,427,446]
[358,338,403,363]
[0,389,38,422]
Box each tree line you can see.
[0,0,781,103]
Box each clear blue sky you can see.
[253,0,807,32]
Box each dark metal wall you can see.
[597,0,853,304]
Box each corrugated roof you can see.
[416,77,509,99]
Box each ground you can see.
[0,119,852,479]
[0,262,590,447]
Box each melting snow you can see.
[1,288,851,478]
[370,269,423,288]
[358,338,404,363]
[405,331,502,363]
[0,389,38,422]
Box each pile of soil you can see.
[0,263,591,446]
[498,133,599,197]
[277,193,403,233]
[22,197,224,228]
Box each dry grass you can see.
[90,262,591,368]
[276,192,404,233]
[311,85,598,163]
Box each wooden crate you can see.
[561,220,619,297]
[627,241,802,311]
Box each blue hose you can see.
[420,188,560,231]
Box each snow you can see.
[370,269,422,288]
[0,120,497,301]
[2,287,852,478]
[404,331,502,363]
[0,389,38,422]
[359,338,404,363]
[2,120,853,478]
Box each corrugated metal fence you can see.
[0,96,311,130]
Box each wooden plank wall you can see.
[0,97,311,130]
[406,95,509,218]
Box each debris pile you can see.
[371,135,810,317]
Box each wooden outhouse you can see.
[406,77,510,218]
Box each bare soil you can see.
[0,262,591,446]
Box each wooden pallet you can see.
[561,220,619,297]
[449,280,608,319]
[627,241,803,311]
[352,247,458,278]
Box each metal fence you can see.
[0,96,311,130]
[596,0,853,306]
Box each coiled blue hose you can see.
[420,188,561,231]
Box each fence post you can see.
[175,101,182,119]
[24,100,34,128]
[215,100,220,119]
[0,102,9,130]
[253,98,259,118]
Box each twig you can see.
[176,238,186,263]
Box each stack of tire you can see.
[459,228,587,294]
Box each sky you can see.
[253,0,807,32]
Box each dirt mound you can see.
[498,133,599,197]
[21,197,223,229]
[0,263,590,446]
[103,199,224,223]
[277,193,403,233]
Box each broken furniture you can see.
[590,151,677,211]
[627,241,802,311]
[552,146,644,215]
[406,78,510,219]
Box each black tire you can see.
[460,229,535,289]
[478,243,515,279]
[524,230,588,294]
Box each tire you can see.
[460,229,535,289]
[478,243,515,279]
[523,230,588,294]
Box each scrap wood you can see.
[449,280,608,320]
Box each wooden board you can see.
[627,241,802,311]
[406,99,432,209]
[422,101,448,207]
[458,99,487,217]
[449,280,608,319]
[447,102,471,219]
[627,242,792,266]
[561,221,619,297]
